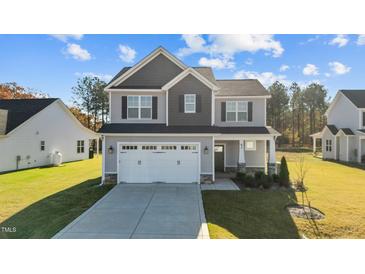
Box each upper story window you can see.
[127,96,152,119]
[226,101,248,122]
[184,94,196,113]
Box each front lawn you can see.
[0,157,113,239]
[203,152,365,239]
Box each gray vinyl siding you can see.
[104,136,213,174]
[218,140,266,168]
[168,74,212,126]
[115,54,183,88]
[327,93,360,130]
[215,97,266,126]
[110,92,166,123]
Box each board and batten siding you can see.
[115,54,183,89]
[110,91,166,123]
[168,74,212,126]
[104,136,213,175]
[0,101,97,172]
[215,97,266,126]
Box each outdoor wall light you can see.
[108,145,114,154]
[204,146,209,154]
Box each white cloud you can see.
[118,45,136,63]
[233,70,288,87]
[325,73,331,77]
[299,35,320,45]
[51,34,83,42]
[198,57,234,69]
[75,72,113,82]
[329,35,349,47]
[65,43,91,61]
[303,64,319,76]
[356,35,365,45]
[177,34,284,59]
[328,61,351,75]
[279,64,289,72]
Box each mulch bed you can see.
[286,205,325,220]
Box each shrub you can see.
[243,174,256,188]
[254,171,266,188]
[262,175,273,189]
[279,156,290,187]
[272,174,280,183]
[236,172,246,182]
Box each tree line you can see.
[267,81,329,147]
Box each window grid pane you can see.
[226,112,236,121]
[141,96,152,107]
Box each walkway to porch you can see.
[201,172,239,191]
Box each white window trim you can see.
[77,140,85,154]
[226,101,248,122]
[127,95,152,120]
[245,140,256,151]
[326,139,332,152]
[184,94,196,113]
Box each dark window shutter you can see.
[196,95,201,113]
[121,96,127,119]
[363,111,365,126]
[221,102,226,122]
[152,96,158,119]
[179,95,184,112]
[248,101,253,122]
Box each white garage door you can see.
[118,143,200,183]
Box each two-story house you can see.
[99,47,280,184]
[311,90,365,163]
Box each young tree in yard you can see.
[289,82,301,146]
[279,156,290,187]
[294,154,309,206]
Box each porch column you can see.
[313,137,317,155]
[237,139,246,172]
[96,137,99,158]
[358,137,362,163]
[101,136,105,184]
[268,137,276,175]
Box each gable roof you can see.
[162,67,219,91]
[107,67,131,86]
[338,128,354,136]
[0,98,57,134]
[105,47,187,90]
[326,124,338,135]
[215,79,270,96]
[340,90,365,108]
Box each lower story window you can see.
[245,140,256,150]
[326,139,332,152]
[40,140,45,151]
[77,140,85,153]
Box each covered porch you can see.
[212,133,279,181]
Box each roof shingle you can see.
[340,90,365,108]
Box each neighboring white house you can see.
[0,98,99,173]
[311,90,365,163]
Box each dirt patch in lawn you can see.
[287,205,325,220]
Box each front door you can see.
[214,145,224,172]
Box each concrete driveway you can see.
[54,183,209,239]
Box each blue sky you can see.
[1,34,365,105]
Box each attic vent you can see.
[0,109,8,135]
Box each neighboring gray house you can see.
[311,90,365,163]
[99,47,280,184]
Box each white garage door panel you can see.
[118,143,199,183]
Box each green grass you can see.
[0,157,113,239]
[203,152,365,239]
